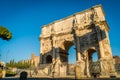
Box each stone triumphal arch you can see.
[39,5,116,78]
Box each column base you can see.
[75,60,86,79]
[51,59,62,77]
[99,58,117,77]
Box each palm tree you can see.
[0,26,12,40]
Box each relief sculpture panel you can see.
[42,38,52,54]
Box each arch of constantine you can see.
[39,5,116,78]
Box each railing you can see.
[115,63,120,74]
[89,61,100,75]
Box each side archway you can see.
[46,55,52,63]
[85,48,100,77]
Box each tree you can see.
[0,26,12,40]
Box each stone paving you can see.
[0,78,120,80]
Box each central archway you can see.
[59,41,76,75]
[59,41,76,63]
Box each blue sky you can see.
[0,0,120,63]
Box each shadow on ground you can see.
[0,78,120,80]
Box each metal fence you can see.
[115,64,120,74]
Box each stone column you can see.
[40,54,43,64]
[56,48,60,61]
[75,36,86,78]
[51,36,55,63]
[76,37,81,61]
[54,49,61,77]
[51,38,56,77]
[95,26,107,76]
[85,51,90,77]
[43,55,46,64]
[72,24,81,61]
[95,26,104,58]
[96,25,116,77]
[104,29,116,76]
[52,48,56,63]
[52,39,61,77]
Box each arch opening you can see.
[87,49,100,77]
[46,55,52,64]
[68,45,76,64]
[92,52,98,62]
[87,49,99,62]
[60,41,76,64]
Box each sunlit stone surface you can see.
[39,4,116,78]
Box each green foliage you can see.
[0,69,2,73]
[0,70,2,78]
[6,70,16,75]
[6,70,16,77]
[0,26,12,40]
[6,59,15,68]
[6,59,33,69]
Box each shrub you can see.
[6,70,16,77]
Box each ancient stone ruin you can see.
[39,4,116,78]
